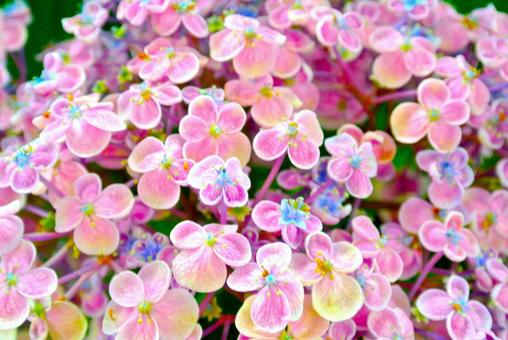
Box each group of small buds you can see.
[1,0,508,339]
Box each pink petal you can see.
[372,52,411,89]
[224,14,259,31]
[109,271,144,307]
[138,261,171,303]
[435,57,463,77]
[209,30,245,62]
[128,137,165,173]
[251,95,293,128]
[272,47,301,79]
[417,78,450,109]
[0,215,23,255]
[288,138,320,170]
[367,307,399,338]
[295,110,324,146]
[250,286,291,332]
[116,314,159,340]
[66,120,111,158]
[290,253,321,284]
[168,52,200,84]
[346,170,373,199]
[331,241,363,273]
[486,258,508,282]
[74,218,119,255]
[316,16,339,46]
[83,105,126,132]
[56,65,85,93]
[3,240,35,274]
[441,100,470,125]
[227,263,264,292]
[428,123,462,153]
[172,246,227,292]
[0,290,29,329]
[170,221,206,250]
[151,10,181,36]
[399,197,434,234]
[252,201,282,232]
[390,102,429,144]
[305,232,333,259]
[428,181,463,210]
[253,128,289,161]
[214,233,251,267]
[492,283,508,313]
[446,312,475,339]
[183,138,219,163]
[187,155,223,189]
[151,289,199,339]
[138,169,181,210]
[188,95,218,123]
[17,268,57,298]
[218,103,246,133]
[363,274,392,311]
[312,273,363,322]
[446,275,470,301]
[467,300,492,332]
[74,173,102,203]
[418,220,447,252]
[339,31,362,52]
[416,289,452,320]
[369,26,403,53]
[256,242,292,273]
[152,83,182,106]
[94,184,134,219]
[45,301,88,340]
[102,301,136,335]
[233,42,277,79]
[129,99,162,130]
[327,158,353,182]
[375,248,403,282]
[216,132,252,166]
[10,167,38,194]
[404,47,436,77]
[182,14,208,38]
[469,79,491,115]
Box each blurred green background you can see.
[2,0,508,80]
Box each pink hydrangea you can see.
[179,95,251,166]
[0,240,58,329]
[103,261,199,340]
[381,222,422,280]
[187,155,250,207]
[209,14,286,79]
[252,197,323,249]
[390,78,470,153]
[353,264,392,311]
[419,211,480,262]
[62,0,108,43]
[151,0,208,38]
[128,135,193,210]
[290,232,364,322]
[228,242,303,333]
[117,81,182,130]
[170,221,251,292]
[416,275,493,339]
[352,216,403,282]
[367,307,414,340]
[42,94,126,158]
[325,133,377,198]
[253,109,323,170]
[55,173,134,255]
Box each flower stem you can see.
[24,232,69,242]
[254,155,285,204]
[24,204,49,218]
[409,251,444,300]
[42,241,71,267]
[219,200,227,225]
[65,270,95,300]
[373,89,417,104]
[489,82,508,93]
[58,262,102,285]
[199,293,214,316]
[221,320,231,340]
[39,176,65,198]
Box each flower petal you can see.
[416,289,452,320]
[390,102,429,144]
[138,169,180,210]
[109,271,144,308]
[74,218,119,255]
[138,261,171,303]
[250,286,291,333]
[214,233,252,267]
[17,268,57,299]
[0,290,29,329]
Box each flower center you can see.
[315,257,334,277]
[138,300,152,314]
[244,27,259,40]
[451,298,468,315]
[462,16,478,30]
[279,331,293,340]
[481,212,497,230]
[209,123,222,138]
[356,274,366,288]
[215,167,233,187]
[350,155,362,169]
[279,197,309,230]
[161,154,172,169]
[377,235,389,248]
[445,229,462,245]
[166,47,176,59]
[81,203,95,216]
[428,108,440,122]
[259,86,273,98]
[6,273,18,287]
[439,160,457,182]
[287,121,299,137]
[402,0,426,11]
[13,147,33,169]
[173,0,196,13]
[68,105,82,119]
[31,302,46,319]
[205,232,217,247]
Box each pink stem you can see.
[202,319,224,337]
[219,200,228,225]
[65,270,94,300]
[199,293,214,315]
[24,204,49,218]
[373,89,417,104]
[39,176,65,198]
[409,251,444,300]
[42,243,70,267]
[24,232,69,242]
[254,155,285,204]
[221,321,231,340]
[58,262,102,285]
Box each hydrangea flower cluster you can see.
[1,0,508,339]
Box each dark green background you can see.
[1,0,507,80]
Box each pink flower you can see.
[181,85,224,104]
[117,0,170,26]
[128,135,194,210]
[228,242,303,332]
[138,37,200,83]
[103,261,199,340]
[381,222,423,280]
[252,197,323,249]
[462,188,508,252]
[55,173,134,255]
[30,52,85,95]
[179,95,251,166]
[117,81,181,130]
[387,0,437,20]
[209,14,286,79]
[369,27,436,88]
[265,0,316,30]
[170,221,251,292]
[367,307,415,340]
[187,156,250,207]
[224,75,298,128]
[353,264,392,311]
[0,141,58,194]
[352,216,404,282]
[42,94,126,158]
[253,110,323,170]
[485,258,508,313]
[419,211,479,262]
[325,133,377,198]
[0,240,58,329]
[398,196,436,234]
[62,1,108,43]
[151,0,208,38]
[312,7,364,53]
[416,147,474,209]
[471,99,508,150]
[290,232,364,322]
[0,200,23,256]
[29,301,87,340]
[390,78,470,153]
[327,320,356,340]
[435,55,491,115]
[416,275,493,339]
[476,37,508,81]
